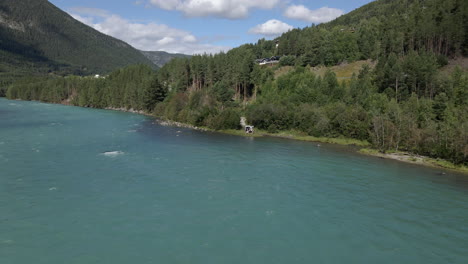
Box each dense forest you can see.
[4,0,468,165]
[6,65,164,112]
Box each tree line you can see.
[6,65,165,112]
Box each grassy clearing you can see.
[274,60,376,81]
[274,66,294,78]
[440,57,468,75]
[311,60,376,80]
[425,159,468,173]
[268,130,370,146]
[218,128,369,146]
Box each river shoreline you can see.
[358,148,468,174]
[2,97,466,174]
[152,116,468,175]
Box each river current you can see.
[1,98,467,263]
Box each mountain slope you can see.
[275,0,467,62]
[140,50,191,68]
[0,0,155,90]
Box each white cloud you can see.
[150,0,180,10]
[69,8,230,55]
[71,14,95,26]
[248,19,293,36]
[284,5,344,23]
[69,7,110,17]
[149,0,280,19]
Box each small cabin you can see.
[255,56,281,65]
[245,125,254,134]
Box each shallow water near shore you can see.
[1,98,468,264]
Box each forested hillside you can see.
[140,51,191,68]
[6,65,163,111]
[0,0,154,95]
[5,0,468,165]
[271,0,467,66]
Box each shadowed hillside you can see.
[0,0,155,94]
[140,50,191,68]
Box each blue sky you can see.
[49,0,374,54]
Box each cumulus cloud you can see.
[284,5,344,23]
[248,19,293,36]
[69,8,229,54]
[71,14,95,26]
[69,7,110,17]
[148,0,280,19]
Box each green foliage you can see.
[144,77,166,112]
[246,103,292,132]
[211,80,234,103]
[292,104,330,137]
[279,56,296,66]
[433,93,448,121]
[207,108,241,130]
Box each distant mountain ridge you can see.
[140,50,191,67]
[0,0,155,92]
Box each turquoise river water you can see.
[0,98,467,263]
